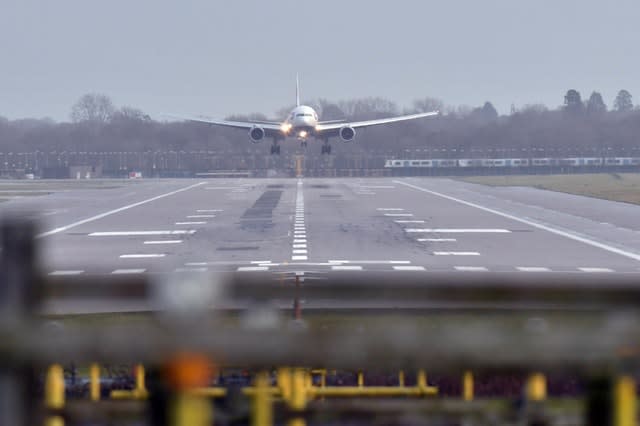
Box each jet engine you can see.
[339,126,356,142]
[249,126,265,143]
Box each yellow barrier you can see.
[463,371,474,401]
[615,375,637,426]
[89,363,100,402]
[526,372,547,401]
[45,364,65,426]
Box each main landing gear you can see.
[321,143,332,155]
[270,143,281,155]
[300,140,308,148]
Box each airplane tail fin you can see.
[296,73,300,106]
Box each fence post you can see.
[463,371,474,401]
[252,371,273,426]
[45,364,65,426]
[614,375,636,426]
[90,364,100,402]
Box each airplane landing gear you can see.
[300,140,308,148]
[321,144,332,155]
[270,144,281,155]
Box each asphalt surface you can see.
[2,177,640,312]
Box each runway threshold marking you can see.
[517,267,551,272]
[455,266,489,272]
[395,220,425,224]
[49,270,84,276]
[197,209,223,213]
[331,265,363,271]
[238,266,270,272]
[187,215,215,218]
[392,266,426,271]
[175,221,207,225]
[396,180,640,262]
[405,229,510,233]
[90,230,196,236]
[144,240,183,245]
[434,251,480,256]
[112,269,146,274]
[36,181,206,238]
[384,213,414,217]
[119,254,166,258]
[579,267,614,273]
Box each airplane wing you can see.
[167,114,283,135]
[316,111,439,134]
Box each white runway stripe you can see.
[49,270,84,276]
[187,215,215,218]
[377,208,404,211]
[175,221,207,225]
[292,255,308,261]
[120,254,166,258]
[144,240,183,245]
[37,182,206,238]
[331,265,363,271]
[396,180,640,262]
[517,267,551,272]
[434,251,480,256]
[90,230,196,236]
[293,244,307,249]
[406,229,511,233]
[238,266,269,272]
[112,269,146,274]
[384,213,414,217]
[328,260,411,264]
[292,249,308,254]
[455,266,489,272]
[395,220,425,223]
[579,267,614,273]
[393,266,426,271]
[197,209,222,213]
[293,239,307,243]
[418,238,457,242]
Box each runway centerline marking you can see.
[187,215,215,218]
[119,254,166,258]
[395,180,640,262]
[395,220,425,224]
[197,209,223,213]
[418,238,457,242]
[292,255,308,261]
[37,181,206,238]
[175,221,207,225]
[405,229,510,233]
[90,230,196,236]
[144,240,182,245]
[384,213,414,217]
[377,208,404,211]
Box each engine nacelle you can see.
[339,126,356,142]
[249,126,265,143]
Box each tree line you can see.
[0,90,638,157]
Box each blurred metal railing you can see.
[2,218,640,425]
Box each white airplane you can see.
[175,76,439,155]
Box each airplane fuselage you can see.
[281,105,319,140]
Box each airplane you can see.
[174,76,439,155]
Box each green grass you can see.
[459,173,640,205]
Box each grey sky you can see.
[1,0,638,121]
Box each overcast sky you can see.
[1,0,638,121]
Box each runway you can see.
[3,177,640,278]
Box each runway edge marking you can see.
[36,181,206,238]
[394,180,640,262]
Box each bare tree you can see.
[70,93,115,124]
